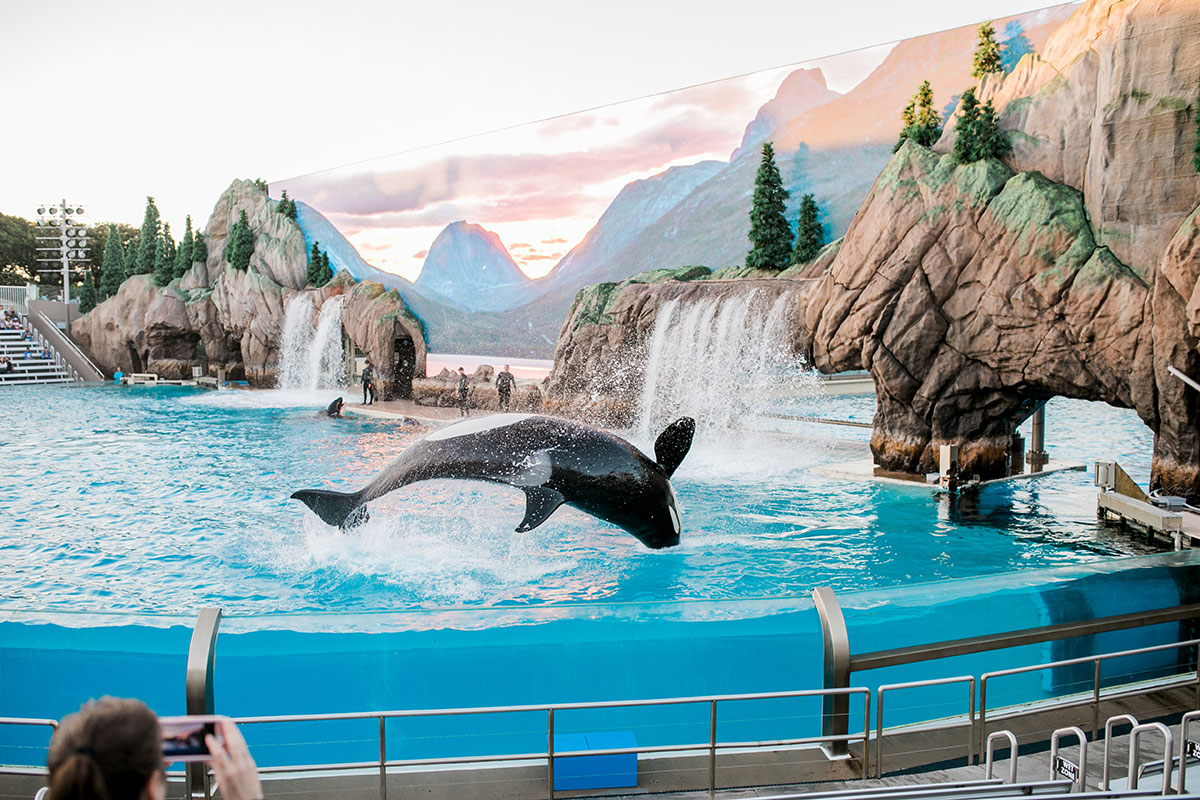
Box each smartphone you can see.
[159,715,223,762]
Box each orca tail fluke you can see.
[654,417,696,477]
[290,489,368,529]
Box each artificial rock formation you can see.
[73,180,426,394]
[547,267,811,425]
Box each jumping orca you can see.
[291,414,696,549]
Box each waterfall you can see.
[636,291,817,436]
[277,294,346,391]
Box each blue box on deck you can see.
[553,730,637,791]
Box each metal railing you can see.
[979,637,1200,754]
[875,676,975,777]
[229,686,873,800]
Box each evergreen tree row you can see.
[745,142,827,272]
[276,190,298,220]
[307,242,334,286]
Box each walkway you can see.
[343,397,466,424]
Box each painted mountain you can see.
[280,3,1079,358]
[415,222,538,312]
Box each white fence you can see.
[0,284,39,316]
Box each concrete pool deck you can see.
[343,398,465,424]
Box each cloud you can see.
[542,236,568,244]
[508,242,533,249]
[523,251,563,261]
[412,249,428,259]
[279,106,743,230]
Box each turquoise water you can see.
[0,385,1159,623]
[3,384,1193,770]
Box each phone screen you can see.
[160,717,219,762]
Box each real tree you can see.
[953,88,1011,163]
[174,216,195,280]
[277,191,297,220]
[746,142,793,271]
[225,210,255,271]
[193,231,208,265]
[0,213,37,286]
[972,21,1005,78]
[99,224,126,298]
[77,267,98,313]
[791,194,825,265]
[135,197,161,276]
[307,242,334,286]
[894,81,943,152]
[153,223,174,286]
[123,238,139,279]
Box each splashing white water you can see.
[277,294,346,391]
[636,291,821,436]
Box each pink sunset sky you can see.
[277,45,895,281]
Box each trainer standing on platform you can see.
[496,364,515,412]
[361,359,376,405]
[457,367,470,416]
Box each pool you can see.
[2,384,1193,769]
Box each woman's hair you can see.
[47,697,161,800]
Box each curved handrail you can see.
[1049,726,1088,791]
[985,730,1018,784]
[1178,709,1200,792]
[1102,713,1139,790]
[1128,721,1174,794]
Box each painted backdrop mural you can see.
[277,3,1075,358]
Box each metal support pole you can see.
[708,699,717,798]
[379,716,387,800]
[813,587,850,758]
[1028,406,1048,472]
[547,708,555,800]
[185,607,222,800]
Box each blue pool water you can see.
[2,384,1193,769]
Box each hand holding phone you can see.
[159,716,223,762]
[205,718,264,800]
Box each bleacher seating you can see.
[0,316,74,386]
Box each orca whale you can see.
[291,414,696,549]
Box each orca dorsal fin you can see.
[516,486,565,532]
[654,417,696,477]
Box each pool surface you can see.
[1,384,1160,625]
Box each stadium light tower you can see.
[35,200,89,308]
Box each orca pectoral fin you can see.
[654,417,696,477]
[515,487,565,532]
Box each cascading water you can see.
[636,291,820,436]
[277,294,346,392]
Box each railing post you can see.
[185,607,222,800]
[1049,726,1088,792]
[379,716,387,800]
[1178,710,1200,793]
[813,587,850,758]
[547,708,555,800]
[985,730,1018,784]
[708,699,717,798]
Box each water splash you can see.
[636,291,820,436]
[277,294,346,391]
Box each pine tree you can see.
[791,194,825,265]
[124,239,139,279]
[972,21,1004,78]
[894,99,917,152]
[894,81,943,151]
[193,231,208,265]
[976,99,1011,160]
[174,216,195,280]
[953,88,982,163]
[77,269,97,313]
[912,81,941,146]
[100,224,126,298]
[278,190,297,220]
[136,197,160,275]
[746,142,793,271]
[319,251,333,285]
[307,241,322,285]
[153,225,173,286]
[225,210,255,271]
